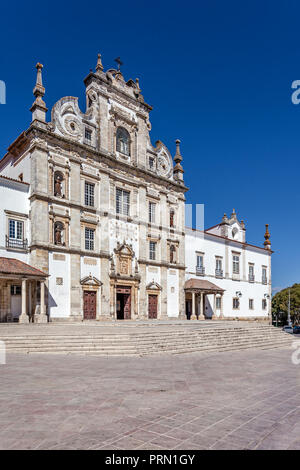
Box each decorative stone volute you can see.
[30,63,48,122]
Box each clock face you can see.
[157,150,171,177]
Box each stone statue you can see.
[54,174,62,197]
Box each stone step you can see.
[1,331,293,345]
[5,335,293,351]
[1,324,295,356]
[6,339,293,356]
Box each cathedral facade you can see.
[0,58,272,323]
[0,57,187,322]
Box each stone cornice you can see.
[29,243,111,259]
[138,259,186,270]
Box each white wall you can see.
[48,252,70,318]
[0,177,30,263]
[167,269,179,317]
[0,154,31,184]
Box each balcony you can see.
[6,236,28,251]
[248,274,255,283]
[196,266,205,276]
[215,269,223,278]
[262,277,267,285]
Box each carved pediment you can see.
[80,274,102,286]
[114,241,135,257]
[146,281,162,291]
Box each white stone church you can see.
[0,57,272,324]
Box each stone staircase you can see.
[0,322,297,356]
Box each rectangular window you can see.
[85,182,95,207]
[85,128,92,143]
[116,188,130,216]
[197,255,204,268]
[216,258,222,271]
[149,157,154,170]
[249,299,254,310]
[85,228,95,251]
[249,264,255,282]
[262,299,267,310]
[262,267,267,284]
[11,285,21,296]
[233,255,240,274]
[216,297,221,309]
[149,202,156,223]
[149,241,156,260]
[233,298,240,309]
[9,219,23,240]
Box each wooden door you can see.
[123,293,131,319]
[148,294,158,319]
[83,291,96,320]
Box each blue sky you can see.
[0,0,299,291]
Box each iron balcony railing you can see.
[248,274,255,282]
[196,266,205,275]
[6,236,28,250]
[215,269,223,278]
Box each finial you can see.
[222,213,227,222]
[96,53,103,73]
[264,224,271,249]
[33,63,45,98]
[30,62,47,123]
[135,78,141,92]
[173,139,184,183]
[174,139,182,163]
[231,208,237,219]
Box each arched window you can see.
[170,209,175,228]
[54,221,64,246]
[232,227,238,239]
[54,171,64,197]
[170,245,176,264]
[116,127,130,156]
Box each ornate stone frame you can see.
[80,275,103,320]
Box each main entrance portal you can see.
[116,286,131,320]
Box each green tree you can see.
[272,284,300,325]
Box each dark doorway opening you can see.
[116,287,131,320]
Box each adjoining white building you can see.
[0,59,272,324]
[0,175,48,322]
[185,210,272,322]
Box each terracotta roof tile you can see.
[185,278,225,292]
[0,258,47,277]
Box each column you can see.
[36,280,48,323]
[199,292,205,320]
[19,279,29,323]
[28,281,32,322]
[212,293,217,320]
[191,291,196,320]
[220,293,224,319]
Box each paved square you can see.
[1,348,300,450]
